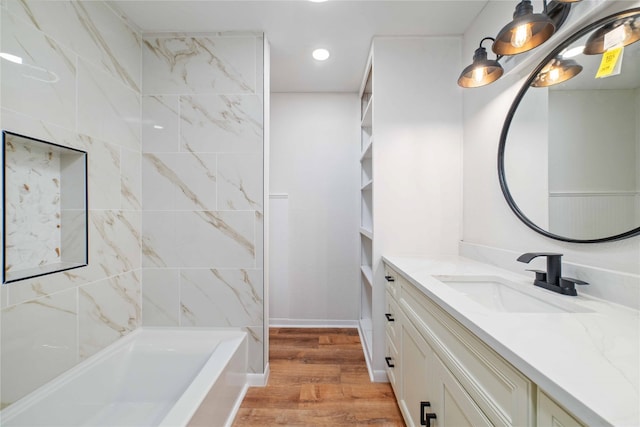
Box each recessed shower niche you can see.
[3,131,88,284]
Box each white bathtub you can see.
[1,328,248,427]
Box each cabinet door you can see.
[431,354,493,427]
[400,312,493,427]
[537,391,584,427]
[400,317,436,427]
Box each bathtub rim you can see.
[1,327,248,426]
[158,328,248,427]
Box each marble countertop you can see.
[382,255,639,427]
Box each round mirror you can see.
[499,8,640,243]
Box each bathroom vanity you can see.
[383,256,639,427]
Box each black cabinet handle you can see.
[385,357,395,368]
[420,401,437,426]
[385,313,395,322]
[384,275,395,282]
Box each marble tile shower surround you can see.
[142,35,256,94]
[141,33,265,374]
[1,111,143,305]
[1,18,266,410]
[1,0,143,408]
[180,95,263,153]
[5,0,141,92]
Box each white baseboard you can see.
[372,369,389,382]
[357,323,389,384]
[269,318,359,328]
[246,363,270,387]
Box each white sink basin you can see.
[434,275,588,313]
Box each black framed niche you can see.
[3,131,88,284]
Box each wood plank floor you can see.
[233,328,406,426]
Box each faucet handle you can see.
[526,269,547,282]
[560,277,589,288]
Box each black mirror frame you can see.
[498,7,640,244]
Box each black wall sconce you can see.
[493,0,556,56]
[458,0,574,88]
[458,37,503,88]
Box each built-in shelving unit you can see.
[359,54,374,368]
[356,37,463,383]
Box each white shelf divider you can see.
[361,265,373,287]
[360,137,373,161]
[361,97,373,128]
[360,227,373,240]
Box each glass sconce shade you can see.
[493,0,556,55]
[583,14,640,54]
[531,56,582,87]
[458,45,504,88]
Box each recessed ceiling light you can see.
[312,48,330,61]
[309,0,328,3]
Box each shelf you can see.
[360,137,373,161]
[361,97,373,128]
[361,180,373,191]
[361,265,373,287]
[360,227,373,240]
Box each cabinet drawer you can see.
[384,264,399,298]
[401,282,533,427]
[385,333,400,395]
[385,291,400,349]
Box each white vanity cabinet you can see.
[384,262,587,427]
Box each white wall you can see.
[373,37,463,258]
[503,86,549,228]
[369,36,463,375]
[270,93,360,324]
[461,1,640,303]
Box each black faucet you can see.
[517,252,588,296]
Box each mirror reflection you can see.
[502,9,640,242]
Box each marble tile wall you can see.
[141,32,265,374]
[0,0,142,408]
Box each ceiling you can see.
[112,0,489,92]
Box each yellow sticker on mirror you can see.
[596,47,623,78]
